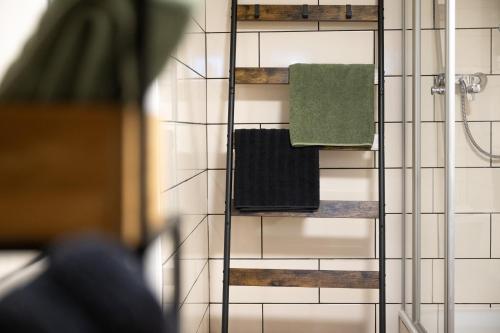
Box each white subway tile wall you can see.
[262,218,375,259]
[157,3,209,333]
[203,1,500,333]
[264,304,376,333]
[411,1,500,332]
[210,303,263,333]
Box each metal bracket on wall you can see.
[302,4,309,18]
[254,4,260,19]
[346,4,353,19]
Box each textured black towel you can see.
[234,129,319,212]
[0,236,165,333]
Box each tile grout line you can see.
[209,255,500,260]
[178,260,209,313]
[431,258,435,304]
[262,303,265,333]
[318,259,321,304]
[205,8,211,319]
[491,28,494,75]
[490,213,493,259]
[162,170,207,193]
[213,301,500,305]
[195,305,210,333]
[163,215,208,265]
[207,27,500,34]
[491,122,493,167]
[171,56,206,79]
[438,215,442,259]
[261,216,264,259]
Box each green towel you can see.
[0,0,189,102]
[289,64,375,148]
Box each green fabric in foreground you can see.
[289,63,375,148]
[0,0,190,102]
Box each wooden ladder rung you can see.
[230,268,379,289]
[233,200,379,219]
[237,5,378,22]
[236,67,288,84]
[236,67,378,86]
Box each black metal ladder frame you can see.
[221,1,386,332]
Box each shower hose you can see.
[459,78,500,159]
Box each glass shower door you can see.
[403,1,500,332]
[400,0,455,332]
[437,1,500,333]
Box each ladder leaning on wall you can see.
[220,2,386,332]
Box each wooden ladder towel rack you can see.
[221,1,386,333]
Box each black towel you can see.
[0,236,166,333]
[234,129,319,212]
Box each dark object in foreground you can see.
[0,0,189,102]
[0,237,165,333]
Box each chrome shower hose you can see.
[459,79,500,159]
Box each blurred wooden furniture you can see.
[0,103,160,249]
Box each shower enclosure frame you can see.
[399,0,456,332]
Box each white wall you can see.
[157,1,210,332]
[0,0,46,78]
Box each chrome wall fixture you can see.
[433,72,499,160]
[431,73,488,97]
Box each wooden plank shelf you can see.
[230,268,379,289]
[236,67,378,86]
[237,5,378,22]
[236,67,289,84]
[236,67,379,86]
[233,200,379,219]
